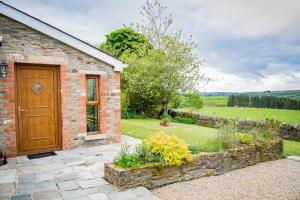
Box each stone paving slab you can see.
[288,155,300,162]
[0,136,161,200]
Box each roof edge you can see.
[0,1,127,71]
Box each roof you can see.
[0,1,127,72]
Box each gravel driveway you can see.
[153,159,300,200]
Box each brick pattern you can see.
[0,14,121,155]
[0,62,17,157]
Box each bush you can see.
[124,112,147,119]
[160,113,172,124]
[199,138,224,152]
[218,123,240,149]
[169,95,182,109]
[264,118,281,139]
[135,144,164,164]
[239,133,254,145]
[121,92,129,119]
[189,145,201,154]
[114,143,142,168]
[184,93,203,110]
[172,117,196,124]
[144,132,192,166]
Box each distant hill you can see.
[202,90,300,100]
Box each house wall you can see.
[0,14,121,156]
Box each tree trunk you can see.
[162,99,168,114]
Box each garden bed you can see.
[104,139,283,190]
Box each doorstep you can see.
[84,134,108,141]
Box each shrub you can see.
[189,145,201,154]
[218,123,240,149]
[172,117,196,124]
[184,93,203,110]
[114,143,142,168]
[121,92,129,119]
[160,113,172,124]
[264,118,281,139]
[124,112,147,119]
[239,133,254,145]
[144,132,192,166]
[199,138,224,152]
[135,144,164,164]
[250,128,271,145]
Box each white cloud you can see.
[167,0,300,38]
[200,65,300,92]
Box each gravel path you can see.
[153,159,300,200]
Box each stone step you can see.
[84,134,107,141]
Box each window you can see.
[86,76,99,133]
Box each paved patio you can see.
[0,136,160,200]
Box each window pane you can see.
[87,105,98,132]
[87,78,97,101]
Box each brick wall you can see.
[0,14,121,156]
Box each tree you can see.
[100,27,153,58]
[130,0,202,113]
[185,93,203,110]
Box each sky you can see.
[3,0,300,92]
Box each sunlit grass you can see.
[121,119,300,156]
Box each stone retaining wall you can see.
[174,111,300,141]
[104,140,283,190]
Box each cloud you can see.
[166,0,300,38]
[200,65,300,92]
[3,0,300,92]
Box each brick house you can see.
[0,2,127,156]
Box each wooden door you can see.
[16,64,61,155]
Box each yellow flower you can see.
[144,131,192,166]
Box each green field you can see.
[122,119,218,145]
[203,96,228,107]
[121,119,300,156]
[177,106,300,124]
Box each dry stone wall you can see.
[174,111,300,141]
[104,140,283,190]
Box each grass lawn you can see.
[122,119,218,145]
[284,140,300,156]
[121,119,300,156]
[176,106,300,124]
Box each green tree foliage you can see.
[184,93,203,110]
[227,95,300,110]
[100,27,153,58]
[124,0,201,114]
[101,0,202,116]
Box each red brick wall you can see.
[0,62,17,157]
[113,72,121,142]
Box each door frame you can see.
[15,63,62,155]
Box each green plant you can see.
[199,138,223,152]
[160,113,171,124]
[239,133,254,145]
[189,145,201,154]
[114,143,142,168]
[249,128,271,145]
[121,91,129,119]
[264,118,281,139]
[124,112,147,119]
[218,123,240,149]
[172,117,196,124]
[144,132,192,166]
[184,93,203,110]
[135,144,164,164]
